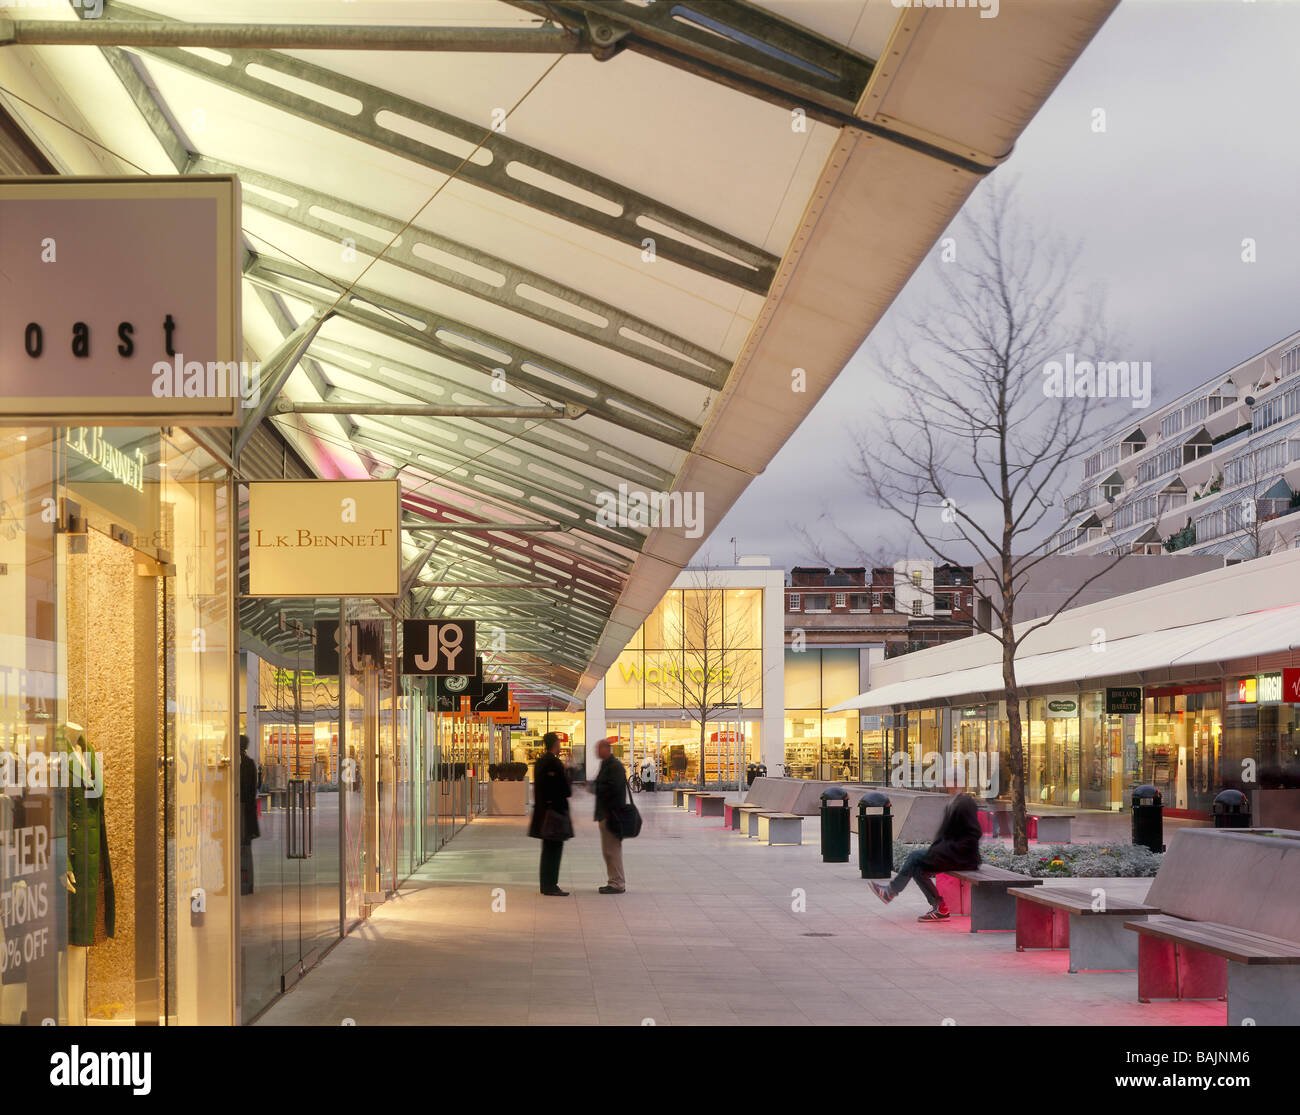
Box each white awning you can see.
[829,602,1300,712]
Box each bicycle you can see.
[629,771,643,793]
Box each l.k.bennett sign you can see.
[248,480,401,597]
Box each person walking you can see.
[593,737,628,894]
[640,753,657,794]
[868,792,982,921]
[528,732,572,896]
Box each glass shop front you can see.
[1,427,234,1026]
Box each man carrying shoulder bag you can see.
[593,737,639,894]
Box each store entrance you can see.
[239,600,339,1020]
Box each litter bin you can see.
[819,788,850,863]
[1131,784,1164,853]
[755,764,768,780]
[1212,789,1251,829]
[746,763,759,786]
[857,791,892,879]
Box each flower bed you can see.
[891,841,1162,877]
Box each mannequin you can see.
[64,731,114,1026]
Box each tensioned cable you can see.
[0,55,567,411]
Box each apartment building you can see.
[1050,329,1300,559]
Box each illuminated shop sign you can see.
[1042,696,1078,718]
[1235,677,1258,703]
[1106,686,1142,715]
[618,660,733,685]
[66,426,145,492]
[1258,673,1282,703]
[247,480,401,597]
[0,177,241,426]
[1228,675,1282,703]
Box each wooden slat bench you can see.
[723,801,747,831]
[1014,886,1157,971]
[675,790,704,810]
[740,804,767,838]
[1118,827,1300,1025]
[755,812,802,846]
[695,794,725,818]
[936,866,1043,933]
[1124,915,1300,1025]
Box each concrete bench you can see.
[936,866,1043,933]
[695,794,725,818]
[1014,886,1157,971]
[1123,915,1300,1025]
[755,812,802,846]
[1031,814,1075,843]
[723,802,748,831]
[1119,827,1300,1025]
[675,790,704,810]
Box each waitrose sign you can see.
[248,480,401,597]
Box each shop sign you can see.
[861,715,882,731]
[248,480,400,597]
[1258,673,1282,704]
[0,177,241,426]
[401,619,476,676]
[66,426,145,492]
[1235,677,1257,704]
[434,657,484,710]
[1284,669,1300,704]
[1106,686,1142,715]
[1042,695,1078,718]
[472,680,510,714]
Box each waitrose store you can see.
[831,550,1300,820]
[582,563,786,784]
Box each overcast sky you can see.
[703,0,1300,571]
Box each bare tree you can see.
[843,183,1138,854]
[645,565,764,789]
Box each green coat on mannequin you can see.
[63,737,115,947]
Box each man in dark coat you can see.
[529,732,571,896]
[869,793,981,921]
[592,737,627,894]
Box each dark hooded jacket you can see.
[528,750,571,839]
[921,793,982,872]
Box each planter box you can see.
[485,780,528,816]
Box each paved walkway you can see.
[255,791,1224,1026]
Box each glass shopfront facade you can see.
[783,648,861,779]
[1,427,234,1026]
[867,666,1300,815]
[603,587,766,787]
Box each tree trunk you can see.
[1003,638,1028,856]
[698,718,707,791]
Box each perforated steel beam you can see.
[306,337,671,491]
[193,156,730,389]
[243,254,700,451]
[110,3,779,293]
[511,0,874,120]
[6,19,581,52]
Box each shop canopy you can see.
[829,602,1300,713]
[0,0,1118,708]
